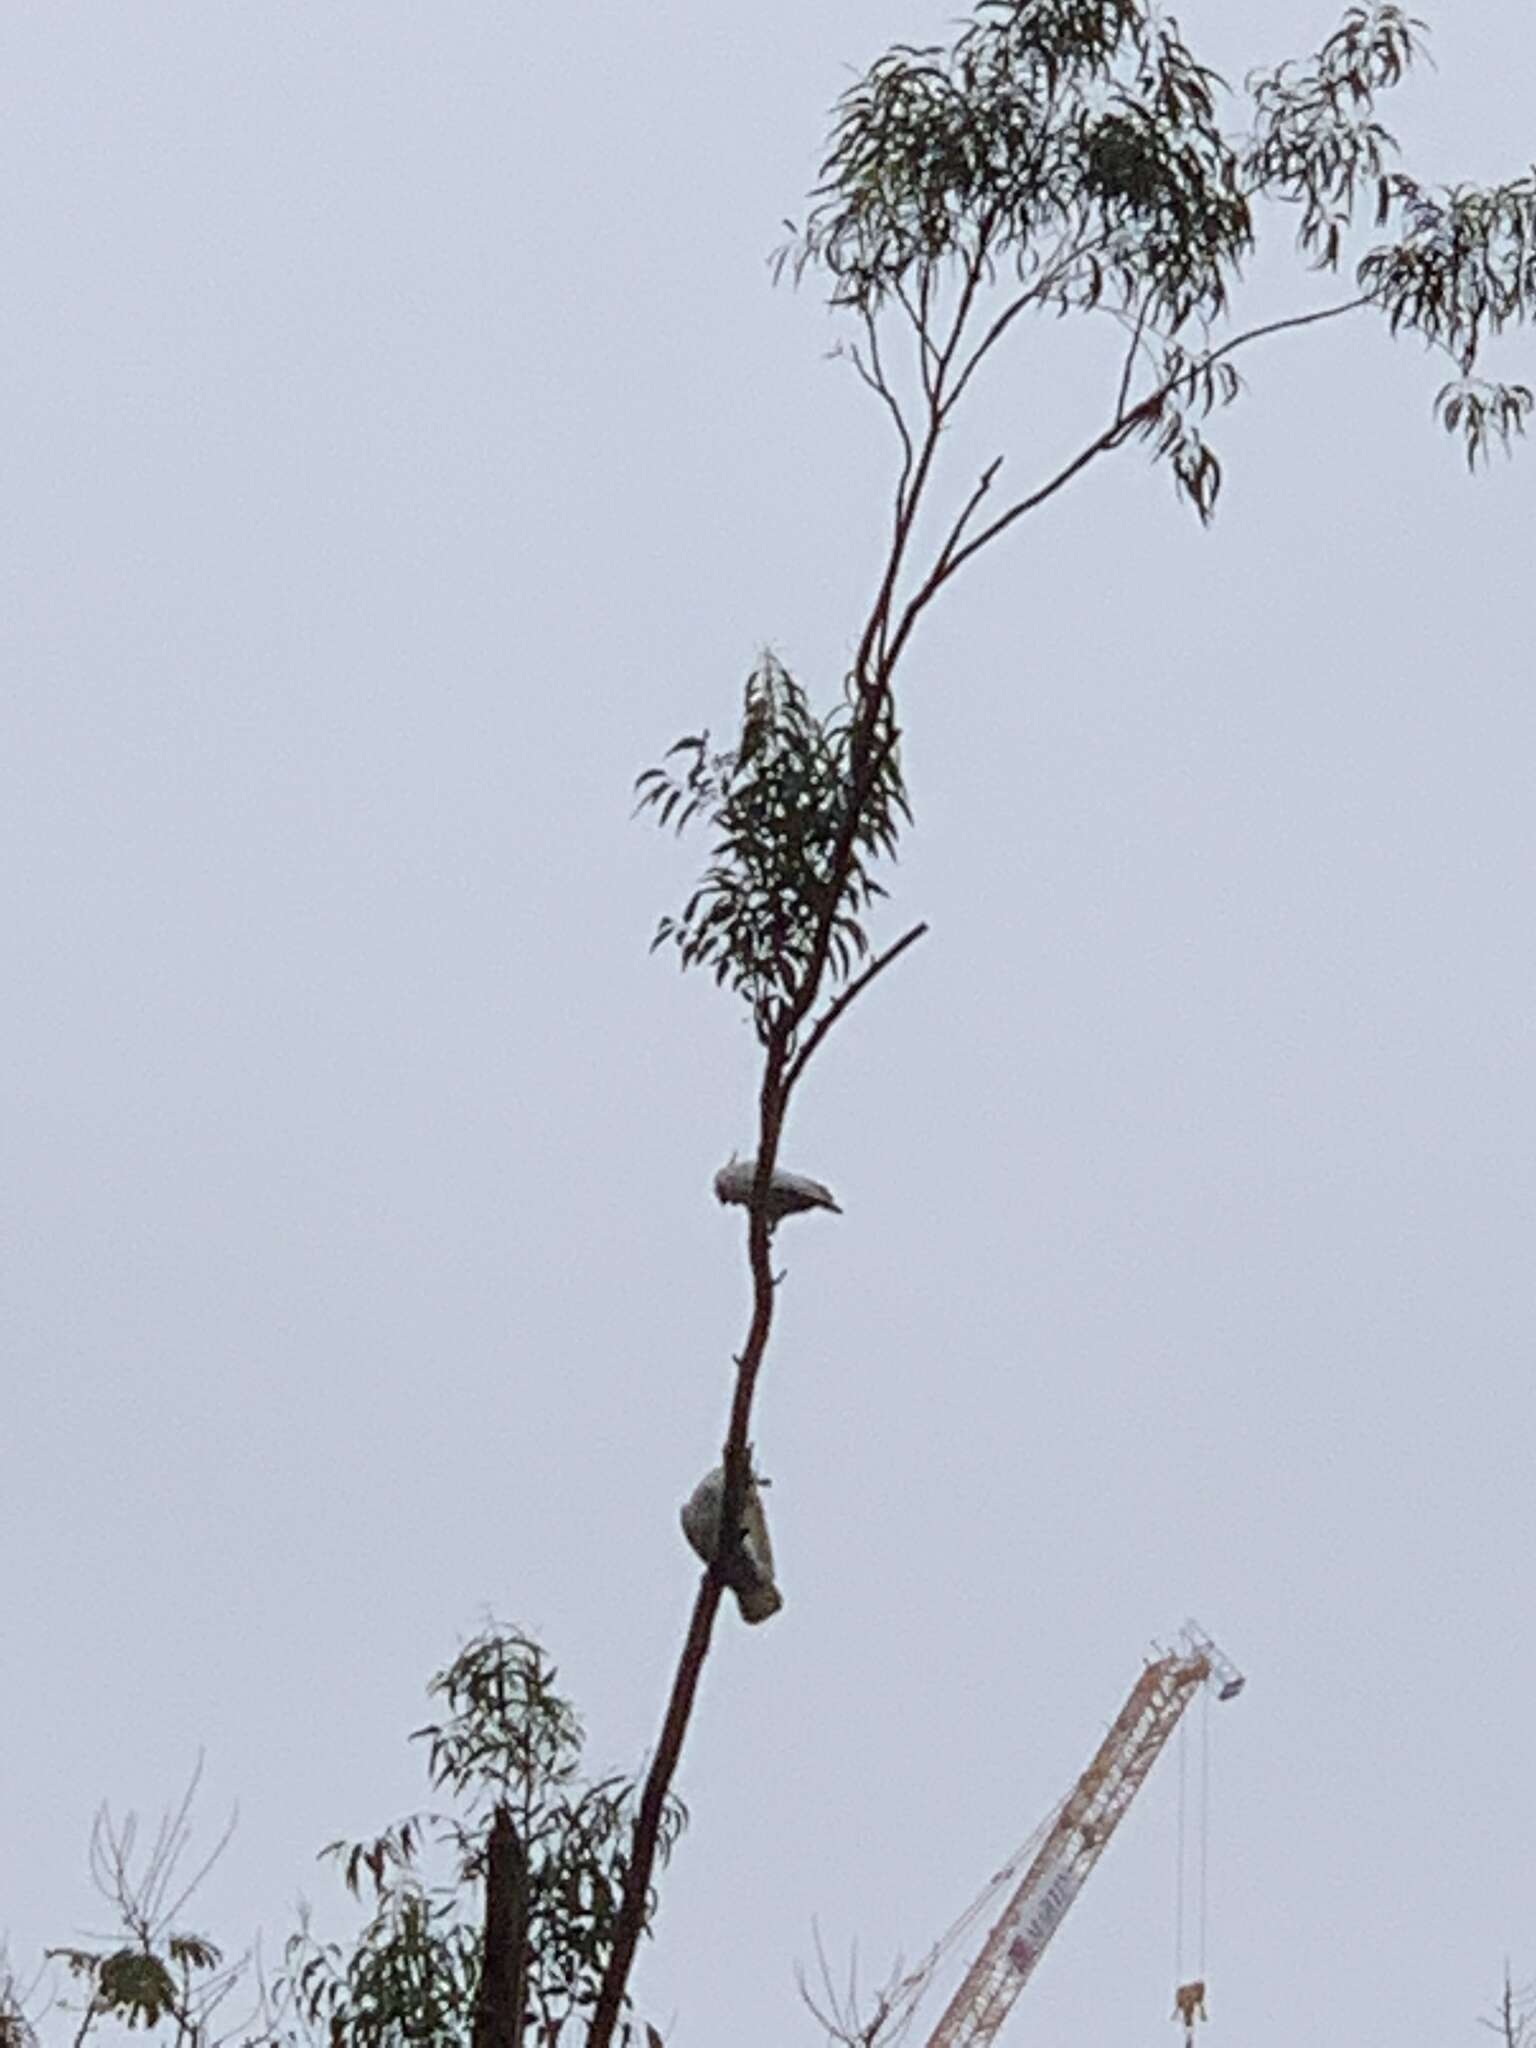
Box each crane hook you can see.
[1172,1980,1208,2047]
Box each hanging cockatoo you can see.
[680,1463,783,1624]
[713,1157,842,1222]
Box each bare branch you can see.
[882,392,1158,675]
[930,457,1003,584]
[853,312,915,505]
[1114,299,1152,424]
[1206,292,1372,369]
[786,922,930,1093]
[894,277,941,403]
[943,228,1115,421]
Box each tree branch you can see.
[1114,299,1152,423]
[855,310,914,503]
[881,290,1373,670]
[893,277,939,404]
[855,241,994,688]
[786,921,930,1094]
[943,229,1113,422]
[930,456,1004,585]
[588,1040,793,2048]
[1206,291,1371,367]
[882,393,1159,676]
[585,1577,724,2048]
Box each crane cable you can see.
[1173,1705,1188,1985]
[1173,1688,1214,1993]
[1199,1682,1212,1979]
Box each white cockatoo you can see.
[680,1463,783,1624]
[713,1157,842,1222]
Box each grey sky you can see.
[3,6,1533,2045]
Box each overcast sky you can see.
[3,6,1534,2046]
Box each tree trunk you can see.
[471,1804,528,2048]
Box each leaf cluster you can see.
[0,1968,39,2048]
[778,0,1536,519]
[49,1949,222,2037]
[1363,172,1536,463]
[637,657,909,1039]
[1131,342,1243,523]
[1244,4,1424,268]
[272,1628,682,2048]
[786,0,1252,334]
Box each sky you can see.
[2,5,1534,2046]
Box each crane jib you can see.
[924,1625,1243,2048]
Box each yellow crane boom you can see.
[924,1624,1243,2048]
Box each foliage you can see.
[778,0,1536,518]
[43,1765,247,2048]
[270,1627,682,2048]
[0,1959,40,2048]
[789,0,1250,333]
[636,656,909,1039]
[638,4,1536,1043]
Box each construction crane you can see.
[922,1622,1244,2048]
[822,1625,1244,2048]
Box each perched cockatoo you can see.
[713,1157,842,1222]
[680,1463,783,1624]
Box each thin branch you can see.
[943,228,1113,421]
[158,1807,238,1938]
[853,311,914,505]
[884,290,1374,669]
[779,721,903,1047]
[1205,291,1371,367]
[1114,298,1152,423]
[916,220,1003,449]
[939,282,1043,420]
[896,279,1373,680]
[854,403,942,688]
[930,457,1003,585]
[894,277,941,402]
[856,236,995,687]
[786,922,929,1093]
[864,244,990,676]
[882,393,1159,677]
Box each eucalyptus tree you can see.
[273,1627,681,2048]
[19,1630,673,2048]
[588,2,1536,2041]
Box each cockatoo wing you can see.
[679,1464,784,1625]
[713,1159,841,1218]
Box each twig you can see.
[847,322,915,516]
[881,290,1374,677]
[930,458,1003,585]
[1114,298,1151,423]
[941,227,1112,421]
[1204,292,1371,367]
[880,391,1160,679]
[786,922,930,1093]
